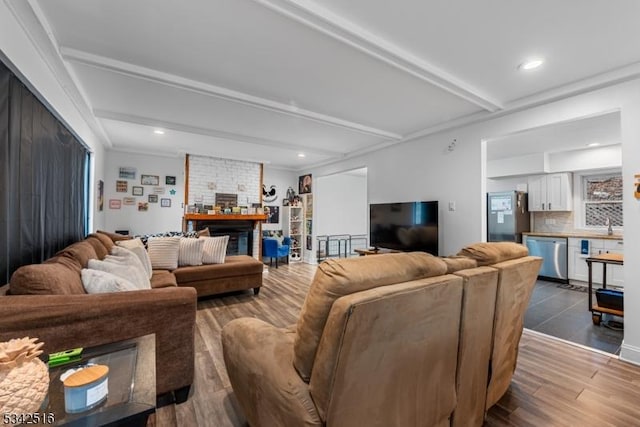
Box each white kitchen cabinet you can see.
[567,237,623,287]
[528,173,572,211]
[604,239,624,288]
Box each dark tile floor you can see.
[524,279,623,354]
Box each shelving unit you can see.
[282,206,304,262]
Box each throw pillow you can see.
[202,235,229,264]
[116,238,153,278]
[178,237,204,266]
[110,246,152,285]
[147,236,181,270]
[81,269,139,293]
[197,227,210,237]
[87,256,150,290]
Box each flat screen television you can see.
[369,201,438,255]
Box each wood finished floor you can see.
[148,262,640,427]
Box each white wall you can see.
[306,79,640,364]
[104,151,185,235]
[0,1,107,231]
[262,167,297,232]
[548,145,621,172]
[315,170,367,236]
[488,153,548,178]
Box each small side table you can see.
[586,253,623,325]
[43,334,156,427]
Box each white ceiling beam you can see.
[60,47,402,141]
[252,0,503,112]
[93,109,345,158]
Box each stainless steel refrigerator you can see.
[487,191,530,243]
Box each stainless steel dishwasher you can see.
[525,236,568,281]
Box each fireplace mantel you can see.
[183,213,267,223]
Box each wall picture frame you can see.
[299,174,312,194]
[132,186,144,196]
[161,198,171,207]
[165,176,176,185]
[122,197,136,206]
[148,194,158,203]
[138,202,149,212]
[141,174,159,186]
[116,180,128,193]
[118,167,136,180]
[109,199,121,209]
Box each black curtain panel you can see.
[0,61,88,284]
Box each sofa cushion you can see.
[10,261,86,295]
[178,237,204,266]
[441,256,478,273]
[147,236,181,270]
[85,235,110,260]
[201,235,229,264]
[457,242,528,266]
[88,232,115,253]
[97,230,132,242]
[150,270,178,288]
[81,268,139,293]
[173,255,263,284]
[55,241,98,268]
[293,252,447,381]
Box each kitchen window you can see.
[582,173,623,227]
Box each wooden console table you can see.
[586,252,623,325]
[354,248,401,256]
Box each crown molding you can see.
[94,109,345,158]
[5,0,112,147]
[252,0,502,112]
[61,47,402,141]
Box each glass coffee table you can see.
[42,334,155,427]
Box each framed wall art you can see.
[109,199,121,209]
[161,198,171,207]
[165,176,176,185]
[123,197,136,206]
[132,186,144,196]
[138,202,149,212]
[118,167,136,180]
[141,174,159,186]
[116,180,128,193]
[148,194,158,203]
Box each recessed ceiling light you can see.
[587,142,600,147]
[297,153,306,158]
[153,129,165,135]
[519,59,544,71]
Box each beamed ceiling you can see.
[5,0,640,169]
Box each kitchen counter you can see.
[523,231,623,241]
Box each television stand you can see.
[354,248,401,256]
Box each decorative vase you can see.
[0,337,50,419]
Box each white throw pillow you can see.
[116,239,152,278]
[202,235,229,264]
[88,256,151,290]
[109,246,151,285]
[147,236,181,270]
[178,237,204,266]
[81,268,139,293]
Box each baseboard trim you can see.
[620,342,640,366]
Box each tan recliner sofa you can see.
[222,242,542,427]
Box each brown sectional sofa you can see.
[222,242,542,427]
[0,230,263,404]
